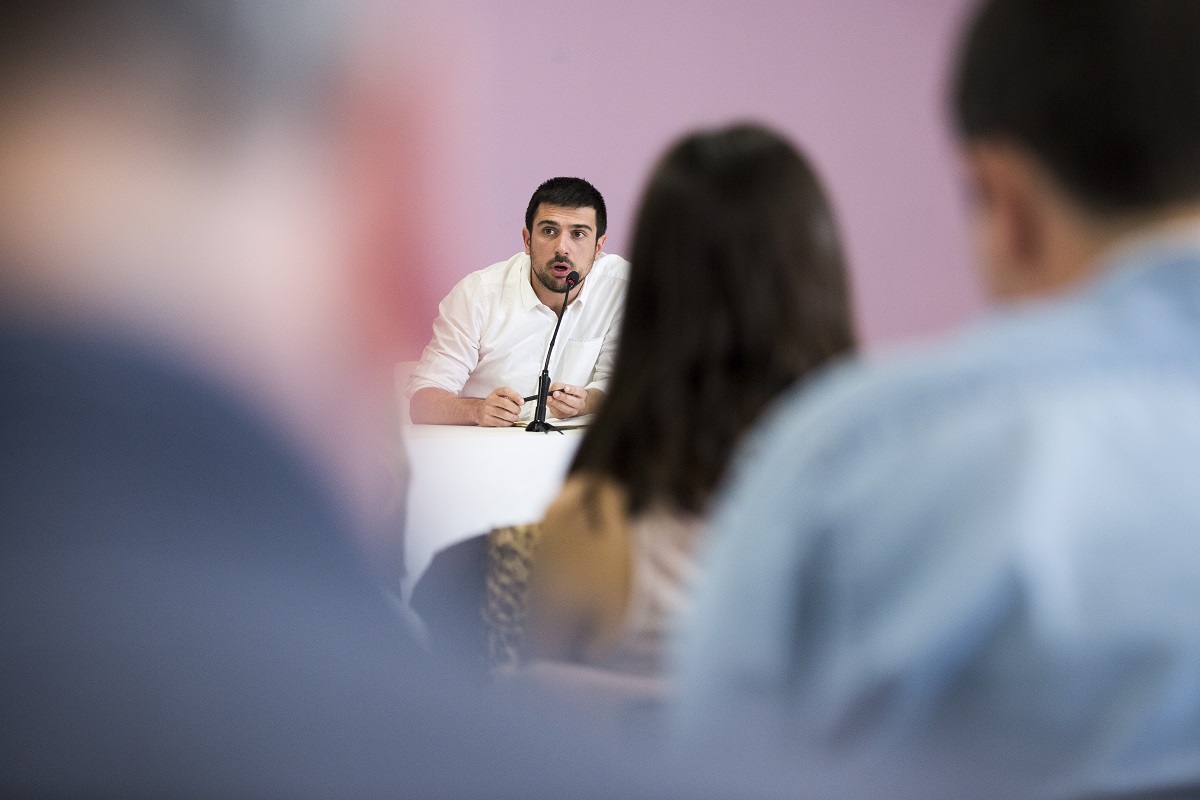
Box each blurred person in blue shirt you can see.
[675,1,1200,798]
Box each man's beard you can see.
[534,257,579,294]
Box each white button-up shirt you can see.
[406,252,629,422]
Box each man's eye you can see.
[573,230,586,238]
[543,228,555,236]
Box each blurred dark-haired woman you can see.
[508,123,857,678]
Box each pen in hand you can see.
[523,388,575,403]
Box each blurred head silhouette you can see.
[954,0,1200,301]
[0,2,347,371]
[571,123,856,515]
[0,1,458,550]
[0,5,481,793]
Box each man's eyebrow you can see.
[536,218,594,232]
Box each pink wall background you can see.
[408,0,984,355]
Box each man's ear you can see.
[594,233,606,256]
[968,143,1047,298]
[522,227,532,256]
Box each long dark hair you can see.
[570,123,856,516]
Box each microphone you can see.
[526,270,579,433]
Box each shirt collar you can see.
[573,257,601,307]
[518,255,542,313]
[1090,221,1200,291]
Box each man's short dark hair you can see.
[953,0,1200,214]
[524,177,607,237]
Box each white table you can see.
[401,424,584,590]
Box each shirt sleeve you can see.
[405,276,485,398]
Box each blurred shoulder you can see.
[744,298,1101,471]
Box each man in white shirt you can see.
[407,177,629,426]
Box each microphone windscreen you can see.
[566,271,580,287]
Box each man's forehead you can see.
[533,203,597,229]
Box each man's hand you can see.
[477,387,525,427]
[547,383,588,420]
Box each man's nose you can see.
[556,232,573,254]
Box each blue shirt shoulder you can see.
[677,242,1200,798]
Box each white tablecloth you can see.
[401,424,584,589]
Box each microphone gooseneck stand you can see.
[526,271,579,433]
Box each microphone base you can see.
[525,419,564,434]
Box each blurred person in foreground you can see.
[675,1,1200,797]
[406,177,629,427]
[514,125,855,681]
[0,3,743,798]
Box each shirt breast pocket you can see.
[556,336,604,387]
